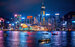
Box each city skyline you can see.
[0,0,75,47]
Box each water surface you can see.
[0,31,75,47]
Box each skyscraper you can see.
[40,0,46,25]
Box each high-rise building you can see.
[55,14,61,30]
[14,14,22,29]
[34,17,38,24]
[40,0,46,25]
[64,12,75,30]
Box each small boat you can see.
[38,39,51,42]
[36,31,52,43]
[51,32,58,35]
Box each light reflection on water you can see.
[71,31,75,47]
[0,31,4,47]
[0,31,75,47]
[51,31,62,47]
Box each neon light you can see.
[46,14,50,16]
[72,21,75,23]
[22,17,25,19]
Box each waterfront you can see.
[0,31,75,47]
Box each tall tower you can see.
[40,0,46,25]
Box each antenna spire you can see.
[42,0,44,5]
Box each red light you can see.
[27,16,33,19]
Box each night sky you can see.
[0,0,75,19]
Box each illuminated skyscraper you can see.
[40,0,46,25]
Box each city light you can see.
[21,23,23,26]
[42,15,44,16]
[7,21,9,23]
[12,23,14,26]
[22,17,25,19]
[55,13,60,15]
[63,23,66,26]
[0,20,1,22]
[27,16,33,19]
[46,14,50,16]
[15,22,18,24]
[41,6,45,9]
[43,11,45,15]
[14,14,18,17]
[9,24,11,26]
[21,24,28,28]
[62,21,67,25]
[72,21,75,23]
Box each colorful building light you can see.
[72,21,75,23]
[46,14,50,16]
[55,13,60,15]
[43,11,45,15]
[21,24,23,26]
[27,16,33,19]
[14,14,18,17]
[21,24,28,28]
[9,24,11,26]
[22,17,25,19]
